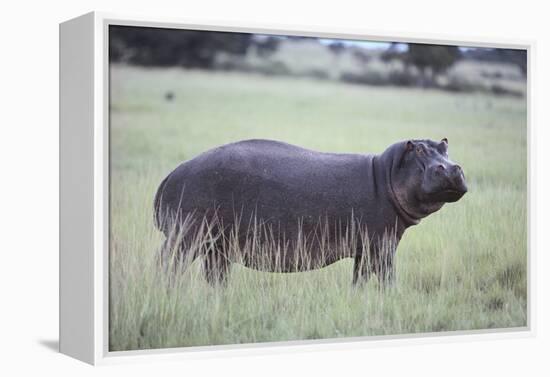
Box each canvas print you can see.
[108,25,527,351]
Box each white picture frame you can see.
[59,11,535,365]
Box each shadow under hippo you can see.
[153,138,467,286]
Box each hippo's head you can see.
[385,138,467,223]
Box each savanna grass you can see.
[109,65,527,351]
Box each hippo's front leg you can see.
[352,250,371,285]
[377,258,395,288]
[373,243,397,288]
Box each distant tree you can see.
[109,26,253,68]
[285,35,311,41]
[462,48,527,76]
[407,44,461,74]
[381,42,404,62]
[352,48,372,64]
[254,36,281,57]
[404,44,461,86]
[328,42,346,56]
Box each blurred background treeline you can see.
[110,25,527,98]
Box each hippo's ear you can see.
[398,140,415,168]
[438,138,448,153]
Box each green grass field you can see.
[109,64,527,351]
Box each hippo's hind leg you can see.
[158,232,198,287]
[203,238,231,286]
[159,235,179,274]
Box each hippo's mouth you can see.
[427,187,467,203]
[439,188,467,203]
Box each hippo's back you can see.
[154,139,373,235]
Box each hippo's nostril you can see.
[452,165,463,174]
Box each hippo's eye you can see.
[416,147,423,155]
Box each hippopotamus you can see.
[153,138,467,286]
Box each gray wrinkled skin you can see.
[154,139,467,286]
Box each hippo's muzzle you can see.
[438,164,467,202]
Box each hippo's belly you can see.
[227,216,358,272]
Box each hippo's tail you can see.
[153,173,171,231]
